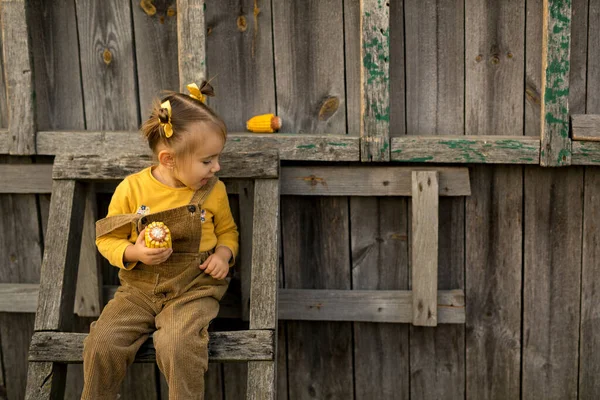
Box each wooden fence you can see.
[1,0,600,399]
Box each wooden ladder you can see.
[24,152,280,399]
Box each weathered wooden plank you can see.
[0,332,5,399]
[0,156,44,400]
[29,330,274,363]
[177,0,206,89]
[25,362,67,400]
[572,114,600,141]
[36,131,360,161]
[249,179,279,330]
[0,283,38,312]
[0,8,8,129]
[391,135,540,164]
[247,361,276,400]
[572,141,600,164]
[388,0,405,139]
[34,180,86,331]
[29,0,84,131]
[52,153,279,180]
[579,168,600,397]
[204,364,224,400]
[1,0,36,154]
[568,0,589,117]
[465,0,524,397]
[540,0,572,166]
[411,171,438,326]
[238,180,254,321]
[75,0,139,131]
[272,0,346,135]
[405,0,464,137]
[281,166,470,197]
[588,0,600,114]
[132,0,179,119]
[360,0,390,161]
[351,195,409,399]
[344,0,361,136]
[282,196,353,399]
[0,130,9,153]
[74,188,102,317]
[279,289,464,324]
[206,0,276,131]
[523,168,582,399]
[0,164,53,193]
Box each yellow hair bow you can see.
[187,81,215,104]
[159,100,173,138]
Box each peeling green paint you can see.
[230,138,241,142]
[297,144,316,149]
[557,148,571,164]
[408,156,434,162]
[327,142,348,147]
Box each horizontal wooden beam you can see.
[34,131,360,161]
[0,284,465,324]
[53,152,279,180]
[0,164,53,193]
[281,166,470,196]
[278,289,465,324]
[572,141,600,165]
[29,330,274,363]
[391,136,540,164]
[572,114,600,142]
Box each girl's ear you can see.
[157,150,176,169]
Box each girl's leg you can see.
[81,288,158,400]
[153,291,221,400]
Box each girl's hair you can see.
[141,92,227,157]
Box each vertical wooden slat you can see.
[0,3,8,128]
[360,0,390,161]
[404,1,465,396]
[523,168,582,399]
[239,180,254,321]
[247,179,278,400]
[177,0,206,90]
[411,171,438,327]
[34,180,85,331]
[1,0,36,154]
[205,0,276,131]
[351,196,409,398]
[465,0,524,398]
[25,363,67,400]
[132,0,179,117]
[540,0,573,166]
[579,2,600,396]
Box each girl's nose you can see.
[211,161,221,173]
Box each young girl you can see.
[82,83,238,400]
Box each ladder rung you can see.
[28,330,274,363]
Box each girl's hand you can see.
[124,228,173,265]
[199,247,231,280]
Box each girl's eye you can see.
[202,160,212,165]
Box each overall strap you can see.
[189,176,219,205]
[96,213,141,238]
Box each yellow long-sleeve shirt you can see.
[96,167,239,270]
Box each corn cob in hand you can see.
[145,221,172,248]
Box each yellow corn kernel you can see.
[246,113,281,133]
[145,221,172,248]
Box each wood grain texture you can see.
[279,289,464,323]
[344,0,361,136]
[36,131,360,161]
[247,361,276,400]
[52,152,279,180]
[249,179,279,330]
[1,0,36,154]
[540,0,572,166]
[281,166,470,196]
[404,0,464,137]
[281,196,353,400]
[0,164,53,193]
[350,196,409,399]
[272,0,346,134]
[579,168,600,397]
[572,141,600,164]
[523,168,582,399]
[25,362,67,400]
[28,330,274,363]
[0,283,39,313]
[391,135,540,164]
[0,9,8,128]
[132,0,179,119]
[572,114,600,141]
[465,0,524,398]
[588,0,600,113]
[75,0,139,130]
[29,0,84,131]
[237,180,254,321]
[0,156,44,400]
[360,0,390,161]
[34,180,85,331]
[568,0,588,116]
[177,0,206,90]
[411,171,438,326]
[205,0,276,131]
[388,0,405,138]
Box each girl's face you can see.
[174,124,224,190]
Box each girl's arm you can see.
[213,183,239,265]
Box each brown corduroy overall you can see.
[82,178,229,400]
